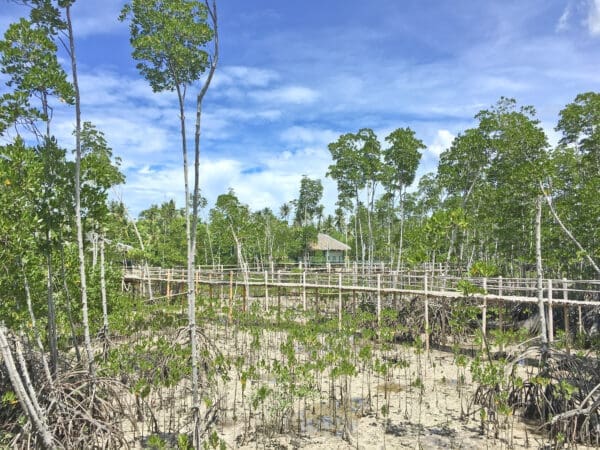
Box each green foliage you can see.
[469,261,498,277]
[293,176,323,227]
[457,280,485,296]
[119,0,214,93]
[382,127,424,193]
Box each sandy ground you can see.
[121,312,594,450]
[214,346,552,450]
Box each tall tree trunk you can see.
[40,89,59,379]
[45,228,58,377]
[100,235,108,336]
[65,4,95,377]
[58,238,81,363]
[396,187,405,272]
[367,186,376,272]
[535,196,549,358]
[190,3,219,446]
[129,214,153,300]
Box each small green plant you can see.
[177,434,193,450]
[146,434,167,450]
[457,279,486,296]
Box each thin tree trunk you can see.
[21,264,54,388]
[58,238,81,363]
[540,183,600,275]
[535,196,549,357]
[129,215,153,300]
[0,327,55,449]
[100,235,109,336]
[45,228,58,377]
[396,187,405,272]
[367,186,375,272]
[65,4,95,377]
[447,177,478,262]
[15,333,47,424]
[190,3,219,446]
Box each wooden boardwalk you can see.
[123,266,600,349]
[123,265,600,307]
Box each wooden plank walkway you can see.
[123,266,600,307]
[123,266,600,351]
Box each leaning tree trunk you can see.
[129,215,153,300]
[0,327,55,448]
[21,264,53,388]
[540,182,600,276]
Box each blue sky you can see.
[2,0,600,217]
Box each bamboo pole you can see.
[482,277,488,338]
[302,271,307,312]
[338,273,343,332]
[228,271,233,324]
[548,279,554,343]
[563,278,570,354]
[277,270,281,321]
[498,276,504,352]
[424,274,429,353]
[166,269,172,298]
[578,284,583,335]
[264,271,269,313]
[377,274,381,329]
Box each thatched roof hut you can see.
[308,233,350,263]
[309,233,351,252]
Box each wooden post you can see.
[208,272,213,300]
[302,271,307,312]
[482,277,488,337]
[166,269,172,298]
[264,271,269,313]
[228,271,233,324]
[498,276,504,352]
[377,274,381,329]
[498,276,504,332]
[547,279,554,343]
[220,270,224,309]
[562,278,570,354]
[242,280,247,313]
[424,274,429,353]
[578,283,583,335]
[277,270,281,320]
[338,273,343,332]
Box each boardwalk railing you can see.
[123,266,600,305]
[123,266,600,350]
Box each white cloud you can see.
[589,0,600,34]
[557,5,571,31]
[556,0,600,36]
[280,126,338,145]
[251,86,319,105]
[427,130,455,157]
[212,66,280,89]
[120,146,336,217]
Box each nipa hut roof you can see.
[309,233,351,252]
